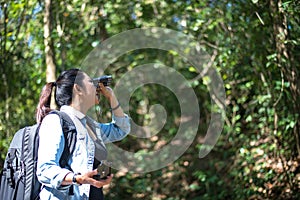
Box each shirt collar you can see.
[60,105,85,120]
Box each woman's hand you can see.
[76,169,113,188]
[97,83,114,101]
[97,83,125,117]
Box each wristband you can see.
[110,103,120,111]
[72,173,82,186]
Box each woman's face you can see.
[80,73,99,108]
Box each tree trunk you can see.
[270,0,300,157]
[97,6,109,41]
[44,0,56,83]
[44,0,56,109]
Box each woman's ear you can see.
[73,84,83,95]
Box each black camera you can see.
[93,160,112,180]
[93,75,112,87]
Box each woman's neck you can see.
[70,102,88,115]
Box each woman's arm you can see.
[61,169,113,188]
[37,114,113,189]
[37,114,72,190]
[98,83,124,117]
[97,83,131,143]
[99,114,130,143]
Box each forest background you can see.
[0,0,299,199]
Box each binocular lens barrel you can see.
[93,75,112,87]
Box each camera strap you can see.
[85,117,108,161]
[86,125,97,141]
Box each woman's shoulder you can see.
[42,112,61,122]
[40,112,62,131]
[39,112,65,140]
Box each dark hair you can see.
[36,68,85,123]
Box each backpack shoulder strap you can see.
[49,110,77,168]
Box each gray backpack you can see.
[0,111,77,200]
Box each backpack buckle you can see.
[6,163,15,188]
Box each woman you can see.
[36,68,130,199]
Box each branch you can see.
[9,0,28,54]
[190,49,218,83]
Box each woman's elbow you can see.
[123,123,131,135]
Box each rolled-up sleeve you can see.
[36,114,72,190]
[100,114,131,143]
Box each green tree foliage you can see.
[0,0,45,162]
[0,0,299,199]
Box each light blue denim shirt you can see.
[36,106,130,200]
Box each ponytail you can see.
[35,68,85,123]
[36,82,56,123]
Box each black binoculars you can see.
[93,160,112,180]
[93,75,112,87]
